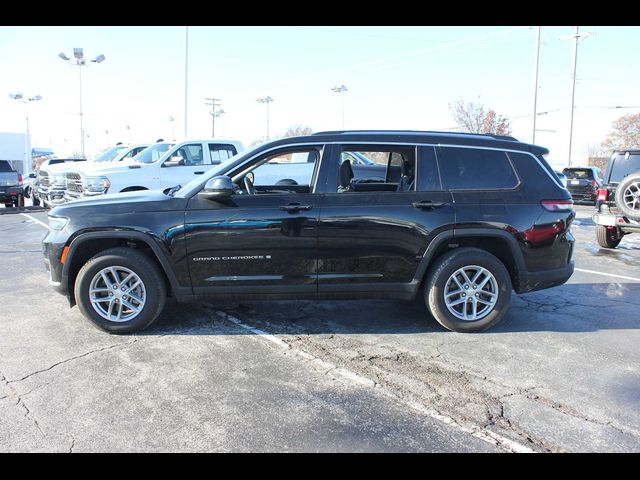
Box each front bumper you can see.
[39,187,67,206]
[43,234,70,298]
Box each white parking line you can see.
[212,307,535,453]
[575,268,640,283]
[20,213,50,230]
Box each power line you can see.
[289,26,443,43]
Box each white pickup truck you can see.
[64,139,244,201]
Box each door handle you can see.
[194,171,205,175]
[280,204,313,212]
[412,200,446,209]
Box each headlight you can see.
[48,216,69,231]
[85,176,111,193]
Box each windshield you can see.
[94,146,128,162]
[609,153,640,183]
[134,143,174,164]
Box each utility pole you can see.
[531,26,541,144]
[184,26,189,138]
[562,26,592,167]
[204,97,223,137]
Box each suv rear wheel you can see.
[425,247,512,333]
[74,247,166,333]
[596,225,622,248]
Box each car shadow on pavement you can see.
[143,282,640,336]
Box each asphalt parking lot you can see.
[1,205,639,452]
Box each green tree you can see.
[449,100,512,135]
[600,113,640,152]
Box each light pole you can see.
[205,97,224,137]
[561,27,591,167]
[9,93,42,175]
[168,116,175,141]
[331,85,348,128]
[531,26,541,144]
[256,96,273,139]
[59,48,105,158]
[125,124,131,144]
[184,26,189,138]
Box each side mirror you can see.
[29,173,37,178]
[164,156,185,167]
[200,175,234,199]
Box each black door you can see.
[317,144,455,298]
[184,145,325,297]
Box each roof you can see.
[267,130,548,155]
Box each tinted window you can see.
[609,153,640,183]
[0,161,12,172]
[173,144,205,166]
[209,144,238,164]
[438,147,518,190]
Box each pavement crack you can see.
[69,436,76,453]
[8,338,141,384]
[1,373,45,437]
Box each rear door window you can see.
[608,153,640,183]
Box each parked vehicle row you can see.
[562,166,603,204]
[43,130,575,335]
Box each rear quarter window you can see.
[437,147,518,190]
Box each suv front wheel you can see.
[75,247,167,333]
[425,247,512,333]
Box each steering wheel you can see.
[243,175,257,195]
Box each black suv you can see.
[593,149,640,248]
[43,131,575,334]
[562,166,603,204]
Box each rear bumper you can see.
[593,211,640,232]
[0,186,22,202]
[517,260,574,294]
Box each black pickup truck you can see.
[593,150,640,248]
[0,160,23,208]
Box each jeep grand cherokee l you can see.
[43,130,575,334]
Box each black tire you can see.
[595,225,621,248]
[32,195,40,207]
[24,187,31,199]
[615,173,640,221]
[424,247,512,333]
[74,247,167,334]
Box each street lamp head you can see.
[73,48,84,60]
[331,85,348,93]
[28,95,42,102]
[92,54,106,64]
[58,52,70,61]
[257,96,273,104]
[8,93,23,100]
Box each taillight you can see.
[597,189,608,202]
[18,174,23,186]
[522,222,564,244]
[541,199,573,212]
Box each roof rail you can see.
[311,129,518,142]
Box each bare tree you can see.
[449,100,512,135]
[282,125,313,138]
[600,113,640,152]
[584,143,606,159]
[249,137,267,147]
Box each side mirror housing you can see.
[29,173,37,178]
[200,175,234,199]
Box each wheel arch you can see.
[413,228,527,293]
[62,231,181,305]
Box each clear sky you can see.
[1,26,638,168]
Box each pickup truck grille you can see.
[39,171,50,188]
[66,172,84,194]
